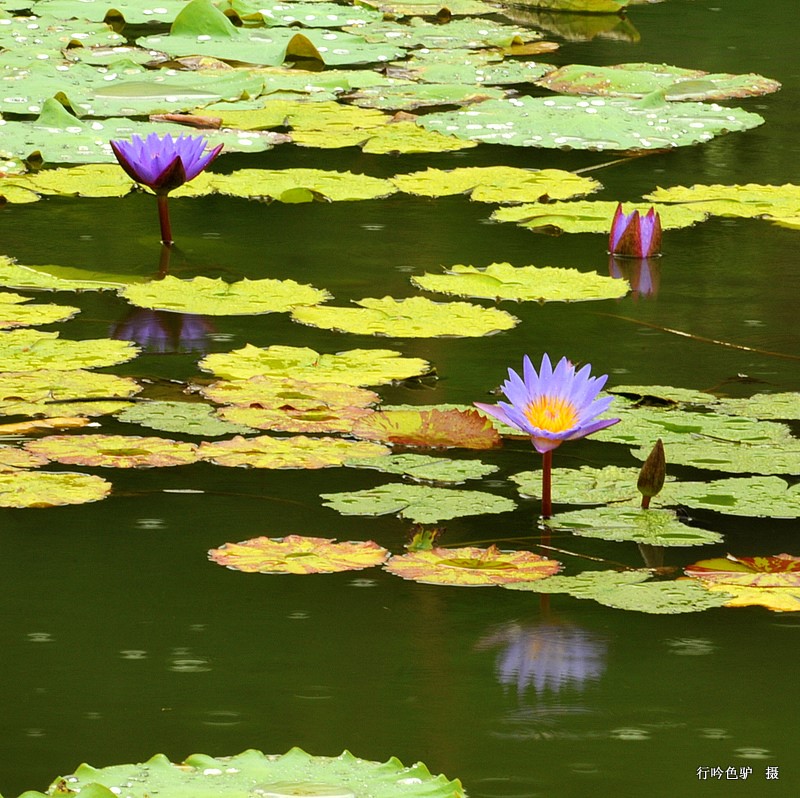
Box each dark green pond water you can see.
[2,0,800,796]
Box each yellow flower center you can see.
[524,395,579,433]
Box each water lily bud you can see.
[609,203,662,258]
[637,439,666,507]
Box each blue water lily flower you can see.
[110,133,222,244]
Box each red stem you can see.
[157,193,174,246]
[541,449,552,519]
[641,495,651,510]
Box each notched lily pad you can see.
[24,434,199,468]
[119,275,331,316]
[0,329,138,371]
[198,435,389,469]
[291,296,519,337]
[0,291,79,329]
[347,453,498,483]
[198,344,431,385]
[668,476,800,518]
[24,747,466,798]
[411,262,628,303]
[117,401,256,437]
[715,392,800,421]
[321,483,516,523]
[0,470,112,508]
[384,545,560,586]
[510,465,651,505]
[209,534,390,574]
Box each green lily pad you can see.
[536,62,781,102]
[1,164,134,199]
[609,383,718,405]
[321,483,516,523]
[0,256,136,291]
[357,0,491,15]
[0,469,111,508]
[33,0,189,24]
[209,534,390,574]
[198,344,430,386]
[411,262,628,302]
[253,2,382,28]
[359,121,478,154]
[391,166,601,203]
[587,579,732,614]
[0,369,141,417]
[117,401,256,437]
[0,329,138,371]
[198,434,389,469]
[643,183,800,221]
[291,296,519,337]
[25,434,199,468]
[347,453,498,484]
[492,199,707,233]
[395,54,553,86]
[200,375,378,408]
[714,392,800,420]
[346,81,507,111]
[384,545,560,586]
[547,506,723,547]
[505,568,653,596]
[351,408,502,449]
[119,276,330,316]
[517,0,630,9]
[419,94,764,150]
[667,476,800,518]
[23,748,466,798]
[0,291,79,328]
[510,465,652,504]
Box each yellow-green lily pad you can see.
[0,470,112,507]
[119,275,330,316]
[209,534,390,574]
[0,329,138,371]
[198,344,431,385]
[411,262,628,302]
[714,392,800,420]
[198,435,389,469]
[291,295,519,337]
[0,291,79,329]
[117,400,256,437]
[346,453,497,483]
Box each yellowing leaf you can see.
[0,470,111,507]
[291,296,519,337]
[0,330,138,371]
[198,435,389,469]
[684,553,800,588]
[384,545,561,586]
[411,262,628,302]
[208,534,389,574]
[0,291,79,329]
[692,582,800,612]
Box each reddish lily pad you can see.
[24,434,199,468]
[0,470,111,507]
[684,553,800,588]
[218,404,375,434]
[208,534,390,574]
[351,408,501,449]
[198,435,389,469]
[0,445,49,472]
[384,545,561,587]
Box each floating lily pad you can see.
[0,329,138,371]
[644,183,800,222]
[198,435,389,469]
[714,392,800,420]
[608,384,718,405]
[218,403,374,434]
[667,476,800,518]
[391,166,600,202]
[346,82,506,111]
[505,568,653,595]
[347,453,497,483]
[33,0,190,24]
[384,545,560,586]
[0,256,135,291]
[23,748,466,798]
[358,0,493,16]
[209,534,390,574]
[253,2,382,28]
[117,401,256,437]
[411,262,628,303]
[0,470,111,508]
[492,199,707,233]
[510,465,653,505]
[25,434,199,468]
[587,579,732,614]
[1,164,134,200]
[321,483,516,523]
[119,275,330,316]
[0,445,49,472]
[419,94,764,150]
[536,62,781,101]
[198,344,431,385]
[351,408,501,449]
[0,369,141,418]
[291,296,519,337]
[687,581,800,612]
[0,291,79,329]
[359,121,478,154]
[547,506,722,547]
[395,54,553,86]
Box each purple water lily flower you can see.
[110,133,222,244]
[608,203,662,258]
[475,354,619,518]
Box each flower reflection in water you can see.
[609,256,661,298]
[477,621,608,695]
[111,308,214,354]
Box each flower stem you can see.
[541,449,553,519]
[641,495,651,510]
[157,193,173,246]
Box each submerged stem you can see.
[157,193,173,246]
[541,449,553,519]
